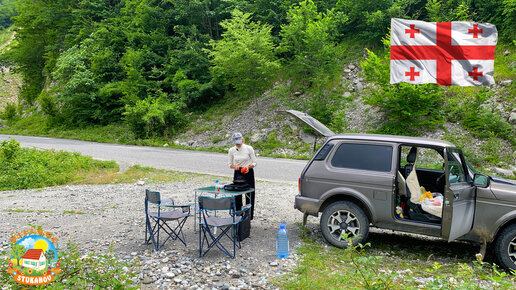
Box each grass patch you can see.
[494,43,516,80]
[107,165,205,184]
[5,209,33,213]
[0,138,119,191]
[63,210,86,214]
[277,225,516,288]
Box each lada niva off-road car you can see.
[286,110,516,270]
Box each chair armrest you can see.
[235,204,252,215]
[161,198,175,205]
[161,203,193,213]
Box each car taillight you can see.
[298,178,301,193]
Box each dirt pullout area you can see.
[0,178,302,289]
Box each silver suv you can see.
[286,110,516,270]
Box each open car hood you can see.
[280,110,335,137]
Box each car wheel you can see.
[494,224,516,270]
[320,201,369,248]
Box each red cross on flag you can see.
[390,18,497,86]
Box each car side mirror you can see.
[473,173,490,188]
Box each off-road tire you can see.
[494,224,516,271]
[320,201,369,248]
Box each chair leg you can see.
[201,225,234,258]
[145,216,160,250]
[158,217,189,248]
[233,224,237,257]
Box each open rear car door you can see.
[280,110,335,151]
[280,110,335,137]
[441,148,476,241]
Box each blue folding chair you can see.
[144,189,191,250]
[198,196,249,258]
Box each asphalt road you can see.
[0,134,307,184]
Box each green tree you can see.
[208,9,280,99]
[278,0,340,84]
[11,244,26,267]
[0,0,16,28]
[10,0,76,104]
[426,0,472,22]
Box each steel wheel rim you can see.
[507,236,516,265]
[327,209,360,241]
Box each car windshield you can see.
[464,158,478,174]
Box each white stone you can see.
[509,112,516,124]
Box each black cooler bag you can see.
[237,210,251,241]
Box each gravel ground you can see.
[0,177,302,289]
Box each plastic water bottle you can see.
[215,179,219,188]
[276,223,289,258]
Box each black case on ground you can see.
[237,211,251,242]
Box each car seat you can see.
[403,147,441,223]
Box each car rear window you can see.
[313,143,334,160]
[331,143,393,172]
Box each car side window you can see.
[400,146,444,168]
[331,143,393,172]
[447,152,467,183]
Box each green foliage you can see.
[279,1,341,84]
[447,91,516,146]
[333,0,413,44]
[208,9,280,99]
[501,0,516,41]
[426,0,472,21]
[362,48,444,136]
[278,225,516,289]
[0,0,16,29]
[306,93,347,133]
[124,95,186,139]
[4,0,516,143]
[0,102,18,124]
[0,138,118,191]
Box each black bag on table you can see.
[224,183,250,191]
[224,174,250,191]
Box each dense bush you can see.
[124,96,186,139]
[0,139,117,190]
[0,102,18,124]
[448,91,516,146]
[362,46,444,136]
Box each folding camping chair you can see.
[144,189,191,250]
[198,196,249,258]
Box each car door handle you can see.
[453,193,459,199]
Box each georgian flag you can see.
[390,18,497,86]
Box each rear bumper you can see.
[295,195,319,217]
